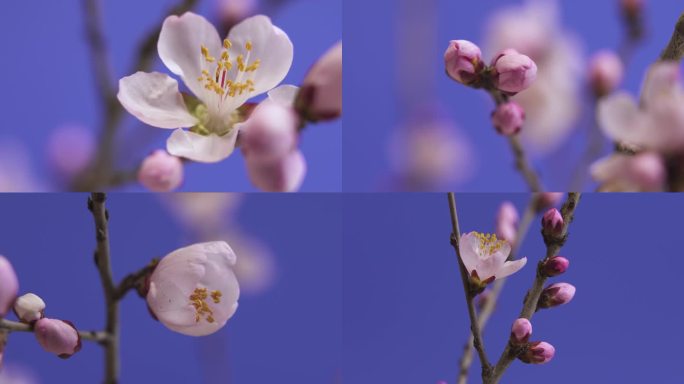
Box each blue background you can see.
[344,193,684,383]
[344,0,684,191]
[0,0,341,192]
[0,193,342,383]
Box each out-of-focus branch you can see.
[660,13,684,61]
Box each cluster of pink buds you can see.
[510,318,555,364]
[0,256,81,359]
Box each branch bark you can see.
[660,13,684,62]
[0,318,109,344]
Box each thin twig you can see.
[660,12,684,61]
[0,318,109,344]
[88,193,119,384]
[114,261,158,301]
[447,193,492,377]
[456,196,537,384]
[487,193,581,384]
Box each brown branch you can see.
[0,318,109,344]
[456,196,537,384]
[88,193,119,384]
[486,193,581,384]
[660,13,684,61]
[114,261,158,301]
[447,193,492,377]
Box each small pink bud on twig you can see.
[495,201,519,243]
[0,256,18,317]
[444,40,484,86]
[491,102,525,136]
[589,50,624,97]
[34,318,81,359]
[511,318,532,344]
[535,193,563,212]
[541,208,564,236]
[519,341,555,364]
[296,41,342,121]
[541,256,570,277]
[13,293,45,324]
[491,49,537,94]
[240,101,299,162]
[538,282,576,309]
[138,150,184,192]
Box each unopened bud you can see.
[444,40,484,86]
[491,102,525,136]
[13,293,45,324]
[495,201,519,243]
[296,41,342,121]
[538,282,576,309]
[589,50,624,97]
[34,318,81,359]
[138,150,184,192]
[541,256,570,277]
[491,49,537,94]
[511,318,532,344]
[519,341,555,364]
[541,208,564,236]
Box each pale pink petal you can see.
[167,128,238,163]
[458,232,481,275]
[641,62,682,108]
[267,84,299,107]
[118,72,198,129]
[246,149,306,192]
[496,257,528,279]
[597,92,644,145]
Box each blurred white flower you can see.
[0,140,42,192]
[485,0,583,154]
[163,193,243,234]
[225,230,276,295]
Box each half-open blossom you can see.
[541,208,563,236]
[541,256,569,277]
[590,152,665,192]
[118,13,293,163]
[444,40,484,85]
[34,318,81,358]
[13,293,45,324]
[519,341,555,364]
[138,150,184,192]
[511,318,532,344]
[0,256,18,317]
[491,102,525,136]
[246,149,306,192]
[495,201,519,243]
[491,49,537,94]
[588,50,623,97]
[147,241,240,336]
[598,62,684,153]
[459,232,527,287]
[296,41,342,121]
[538,282,576,309]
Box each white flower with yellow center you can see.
[459,232,527,287]
[118,12,293,163]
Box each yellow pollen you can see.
[223,38,232,49]
[189,287,223,324]
[200,45,215,63]
[473,232,505,255]
[197,41,260,98]
[245,41,253,51]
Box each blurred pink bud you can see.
[0,256,19,317]
[444,40,484,85]
[297,41,342,121]
[491,102,525,136]
[495,201,519,243]
[511,318,532,344]
[240,101,298,162]
[13,293,45,324]
[541,256,570,277]
[47,125,95,180]
[535,192,563,212]
[246,150,306,192]
[492,49,537,94]
[621,0,644,15]
[147,242,240,336]
[138,150,184,192]
[34,318,81,358]
[589,50,624,97]
[541,208,564,236]
[519,341,555,364]
[538,282,576,309]
[217,0,258,26]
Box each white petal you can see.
[117,72,197,129]
[158,12,222,103]
[641,62,682,108]
[227,15,293,97]
[458,232,481,275]
[246,149,306,192]
[597,92,644,145]
[496,257,527,279]
[267,84,299,107]
[167,129,238,163]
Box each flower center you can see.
[189,287,223,324]
[197,39,261,100]
[473,232,505,256]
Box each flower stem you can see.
[0,318,109,344]
[486,193,581,384]
[447,193,492,377]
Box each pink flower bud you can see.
[297,41,342,121]
[13,293,45,324]
[535,193,563,212]
[495,201,519,243]
[47,125,95,180]
[240,101,298,162]
[34,318,81,358]
[538,282,576,309]
[444,40,484,85]
[621,0,644,16]
[147,242,240,336]
[519,341,555,364]
[491,49,537,94]
[137,150,184,192]
[541,208,564,236]
[217,0,258,26]
[0,256,19,317]
[511,318,532,344]
[541,256,570,277]
[491,102,525,136]
[246,150,306,192]
[589,50,624,97]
